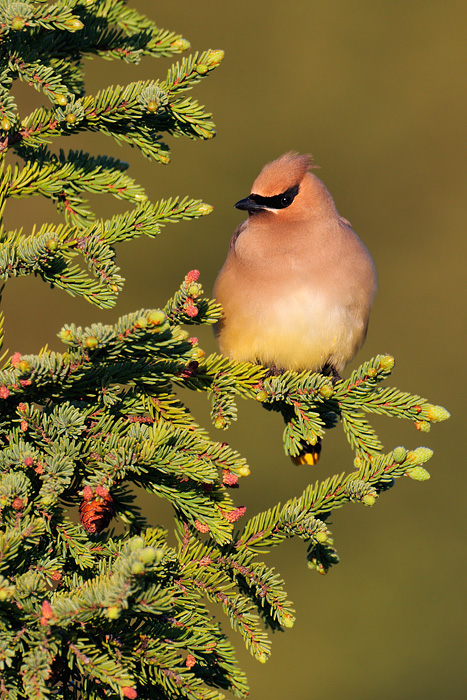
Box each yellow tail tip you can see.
[291,442,322,466]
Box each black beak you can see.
[234,196,265,213]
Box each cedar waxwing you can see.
[213,152,378,464]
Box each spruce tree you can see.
[0,2,449,699]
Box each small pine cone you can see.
[79,488,115,534]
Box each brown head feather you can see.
[251,152,313,197]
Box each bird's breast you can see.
[216,284,365,373]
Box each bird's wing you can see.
[338,215,352,228]
[229,220,248,250]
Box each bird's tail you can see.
[291,438,322,465]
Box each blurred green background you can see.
[3,1,466,698]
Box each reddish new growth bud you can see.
[95,485,109,498]
[199,556,211,566]
[35,463,44,474]
[222,470,239,487]
[11,352,22,368]
[20,420,28,432]
[185,269,200,283]
[18,402,27,412]
[186,654,196,669]
[194,520,209,533]
[82,485,94,501]
[122,688,137,699]
[40,600,55,626]
[185,302,198,318]
[50,570,62,581]
[0,386,10,399]
[190,337,198,346]
[24,456,34,467]
[225,506,247,523]
[12,497,24,511]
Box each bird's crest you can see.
[252,152,314,197]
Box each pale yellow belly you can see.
[218,288,362,372]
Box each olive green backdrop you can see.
[3,1,465,698]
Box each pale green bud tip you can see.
[214,416,226,429]
[315,530,328,543]
[66,19,84,32]
[206,49,225,66]
[319,382,334,399]
[379,355,395,371]
[147,310,166,326]
[85,336,98,349]
[40,495,55,506]
[171,38,190,51]
[197,203,213,215]
[414,420,431,432]
[191,347,205,361]
[281,614,295,628]
[257,653,269,664]
[138,547,157,564]
[56,95,68,106]
[65,113,77,124]
[11,17,25,30]
[1,117,11,131]
[129,537,145,551]
[0,587,13,601]
[196,64,209,75]
[406,466,430,481]
[362,494,376,506]
[59,329,73,342]
[256,390,269,402]
[46,238,58,251]
[135,317,147,329]
[106,605,120,619]
[237,465,250,477]
[424,404,450,422]
[392,446,407,463]
[406,447,433,465]
[131,562,145,575]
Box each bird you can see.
[213,152,377,464]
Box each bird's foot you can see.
[264,365,286,377]
[321,362,342,386]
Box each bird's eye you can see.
[280,195,292,207]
